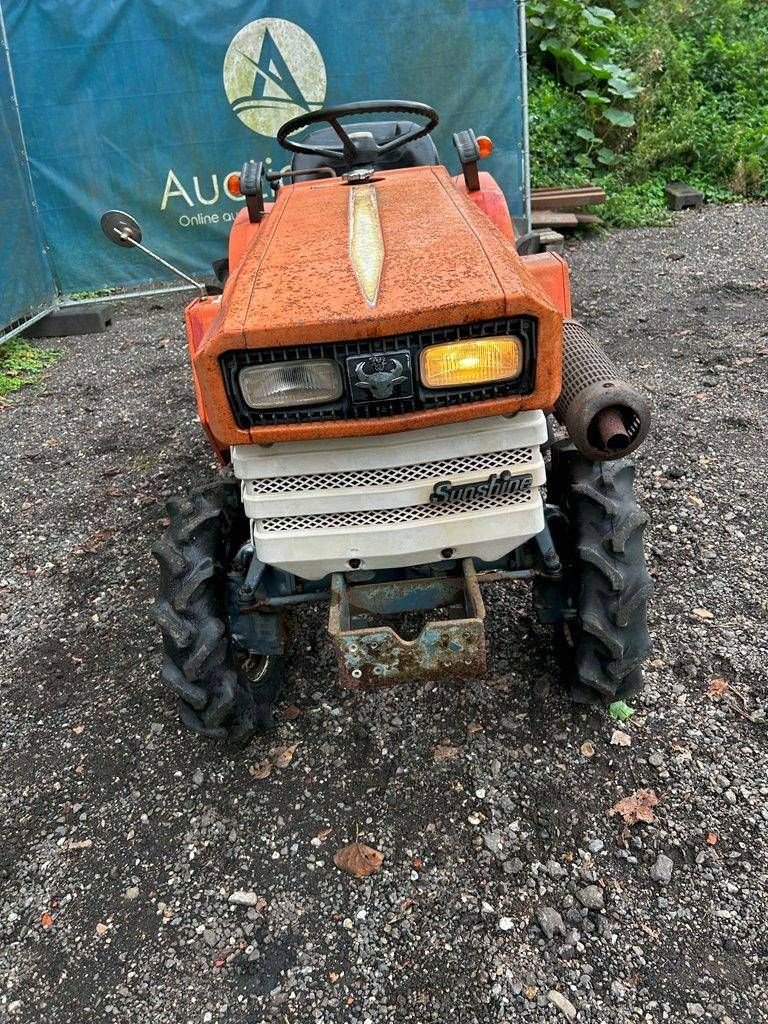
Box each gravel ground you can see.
[1,203,767,1024]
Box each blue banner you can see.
[3,1,525,293]
[0,9,55,328]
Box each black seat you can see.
[290,119,439,179]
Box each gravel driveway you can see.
[1,203,766,1024]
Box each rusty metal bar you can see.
[245,564,561,611]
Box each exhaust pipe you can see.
[554,320,651,461]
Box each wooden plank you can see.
[531,210,579,228]
[574,213,604,226]
[532,185,605,197]
[531,186,606,211]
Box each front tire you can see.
[548,455,653,703]
[150,482,284,741]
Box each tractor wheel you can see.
[150,481,284,742]
[549,454,652,704]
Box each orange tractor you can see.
[104,101,652,741]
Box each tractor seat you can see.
[290,119,439,179]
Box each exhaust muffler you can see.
[554,319,651,461]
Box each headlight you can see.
[420,337,523,389]
[239,360,343,409]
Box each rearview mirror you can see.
[100,209,143,247]
[98,209,205,298]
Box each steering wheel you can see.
[276,100,439,167]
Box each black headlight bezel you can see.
[220,315,537,429]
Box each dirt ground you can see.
[1,203,767,1024]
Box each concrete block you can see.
[665,182,704,211]
[24,305,113,338]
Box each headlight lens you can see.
[420,337,523,389]
[239,360,343,409]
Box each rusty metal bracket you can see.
[328,558,487,690]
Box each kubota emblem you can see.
[347,351,414,404]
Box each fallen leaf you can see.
[432,743,461,762]
[467,722,484,735]
[270,743,298,768]
[610,729,631,747]
[580,740,596,757]
[249,743,299,778]
[249,758,272,781]
[707,677,729,698]
[41,912,53,929]
[608,788,659,825]
[692,607,714,620]
[80,529,115,553]
[281,705,303,721]
[609,701,635,722]
[315,827,332,842]
[333,842,384,879]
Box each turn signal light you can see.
[226,172,242,197]
[477,135,494,159]
[420,337,522,389]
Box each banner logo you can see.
[223,18,326,137]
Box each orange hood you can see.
[212,165,560,347]
[192,165,563,448]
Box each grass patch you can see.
[0,338,62,398]
[67,288,111,301]
[527,1,768,227]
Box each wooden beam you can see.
[531,186,606,210]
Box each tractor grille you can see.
[248,446,534,494]
[256,483,535,534]
[221,316,537,429]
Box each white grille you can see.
[256,484,535,534]
[249,447,534,494]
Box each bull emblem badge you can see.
[353,354,410,401]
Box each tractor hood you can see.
[210,165,560,349]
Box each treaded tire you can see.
[150,481,284,742]
[557,456,652,703]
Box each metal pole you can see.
[0,307,56,346]
[58,284,197,307]
[518,0,533,232]
[116,230,206,298]
[0,3,60,342]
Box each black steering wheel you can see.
[276,100,439,167]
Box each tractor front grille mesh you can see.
[221,316,537,428]
[255,484,535,534]
[249,447,534,494]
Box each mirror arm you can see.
[116,230,206,299]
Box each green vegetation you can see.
[527,1,768,225]
[67,288,111,301]
[0,338,61,398]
